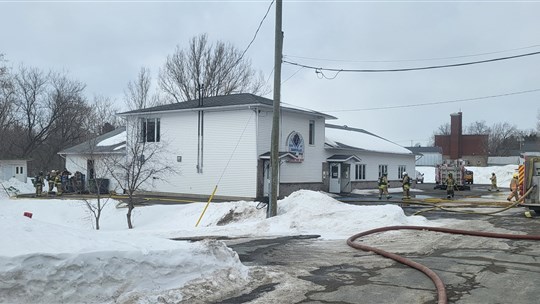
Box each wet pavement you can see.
[218,184,540,304]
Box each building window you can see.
[140,118,160,142]
[20,167,23,174]
[309,120,315,145]
[398,165,407,179]
[355,164,366,180]
[378,165,388,178]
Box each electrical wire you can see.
[239,0,275,61]
[284,43,540,63]
[282,66,303,84]
[283,50,540,73]
[320,88,540,112]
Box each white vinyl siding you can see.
[149,109,258,198]
[278,112,325,183]
[325,149,415,182]
[64,155,123,193]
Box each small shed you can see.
[0,159,28,183]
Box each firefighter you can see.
[507,173,520,202]
[54,173,63,196]
[74,171,83,194]
[401,172,411,199]
[61,168,71,193]
[47,170,56,195]
[34,171,44,197]
[378,173,392,200]
[445,173,455,199]
[488,172,499,191]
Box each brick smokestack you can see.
[450,112,462,159]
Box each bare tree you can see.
[488,122,518,155]
[104,120,174,229]
[537,109,540,133]
[0,56,15,152]
[124,67,163,111]
[465,120,490,135]
[158,33,268,103]
[87,94,122,134]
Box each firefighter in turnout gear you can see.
[507,173,520,202]
[402,172,411,199]
[445,173,456,199]
[378,173,392,200]
[47,170,56,195]
[488,172,499,191]
[54,174,63,196]
[34,171,44,197]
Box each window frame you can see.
[398,165,407,179]
[308,120,315,145]
[140,117,161,143]
[378,165,388,178]
[355,163,366,180]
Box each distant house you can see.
[58,127,126,193]
[434,112,489,166]
[62,94,415,199]
[405,146,443,166]
[0,159,28,183]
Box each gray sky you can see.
[2,0,540,146]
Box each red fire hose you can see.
[347,226,540,304]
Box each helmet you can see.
[448,173,453,177]
[513,173,519,178]
[383,173,387,176]
[39,171,43,175]
[403,172,407,175]
[492,172,495,175]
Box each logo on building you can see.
[287,132,304,162]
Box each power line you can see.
[284,43,540,63]
[321,88,540,112]
[239,0,275,61]
[283,50,540,73]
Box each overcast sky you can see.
[2,0,540,146]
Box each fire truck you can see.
[521,155,540,217]
[434,160,470,191]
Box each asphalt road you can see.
[218,184,540,304]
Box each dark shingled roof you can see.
[118,93,336,119]
[58,127,126,155]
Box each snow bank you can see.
[1,178,434,303]
[416,165,518,185]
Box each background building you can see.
[434,112,488,166]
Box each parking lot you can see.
[221,184,540,304]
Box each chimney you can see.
[450,112,462,159]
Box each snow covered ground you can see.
[416,164,518,186]
[0,178,434,304]
[0,164,518,303]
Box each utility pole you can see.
[269,0,283,218]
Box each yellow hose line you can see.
[413,185,537,216]
[195,185,218,227]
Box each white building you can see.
[406,146,443,166]
[62,94,415,200]
[58,127,126,193]
[0,159,28,183]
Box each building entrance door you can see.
[329,163,341,194]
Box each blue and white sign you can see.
[287,132,304,161]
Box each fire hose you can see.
[347,226,540,304]
[411,185,537,216]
